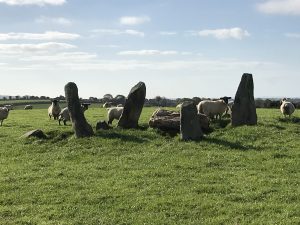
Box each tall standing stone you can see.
[231,73,257,126]
[118,82,146,129]
[65,82,94,138]
[180,101,203,141]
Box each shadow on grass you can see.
[203,136,260,151]
[278,116,300,124]
[265,124,286,130]
[95,130,149,143]
[46,130,74,142]
[210,118,231,129]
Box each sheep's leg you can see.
[63,120,67,125]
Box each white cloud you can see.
[91,29,145,37]
[257,0,300,15]
[0,42,76,54]
[284,33,300,38]
[118,50,178,56]
[0,0,66,6]
[20,52,97,62]
[198,28,250,40]
[0,31,80,41]
[35,16,72,26]
[159,31,177,36]
[97,45,120,48]
[120,16,150,25]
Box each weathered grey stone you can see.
[149,109,209,132]
[118,82,146,129]
[231,73,257,126]
[22,129,47,139]
[65,82,94,138]
[96,120,111,131]
[180,101,203,141]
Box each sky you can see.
[0,0,300,99]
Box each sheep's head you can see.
[280,98,287,105]
[81,103,91,111]
[220,96,231,104]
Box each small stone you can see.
[22,129,47,139]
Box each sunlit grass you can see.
[0,107,299,224]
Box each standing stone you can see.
[231,73,257,126]
[117,82,146,129]
[65,82,94,138]
[180,101,203,141]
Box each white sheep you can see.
[4,104,13,110]
[176,103,183,109]
[280,98,295,118]
[0,107,9,126]
[24,105,33,110]
[48,99,61,120]
[58,103,90,125]
[107,107,123,125]
[197,99,227,120]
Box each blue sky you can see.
[0,0,300,99]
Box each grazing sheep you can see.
[48,99,61,120]
[280,98,295,118]
[107,107,123,125]
[103,102,113,108]
[24,105,33,110]
[176,103,183,109]
[58,103,90,125]
[0,107,9,126]
[197,99,228,120]
[117,104,123,107]
[225,101,234,116]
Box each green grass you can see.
[0,107,299,225]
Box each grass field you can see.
[0,107,299,225]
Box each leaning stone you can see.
[231,73,257,126]
[149,109,180,132]
[22,129,47,139]
[65,82,94,138]
[96,121,111,131]
[118,82,146,129]
[180,101,203,141]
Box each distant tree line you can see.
[2,94,300,109]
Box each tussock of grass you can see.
[0,108,299,224]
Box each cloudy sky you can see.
[0,0,299,99]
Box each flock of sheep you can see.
[0,97,296,127]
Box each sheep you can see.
[58,103,90,125]
[107,106,123,125]
[117,104,123,107]
[224,101,234,116]
[103,102,113,108]
[0,107,9,126]
[280,98,295,118]
[176,103,183,109]
[4,104,13,110]
[197,99,228,120]
[48,99,61,120]
[24,105,33,110]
